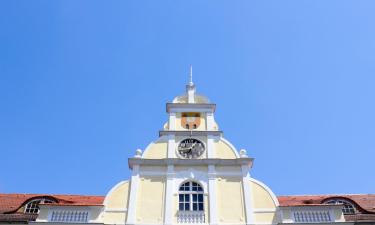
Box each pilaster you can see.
[241,164,253,225]
[208,165,218,225]
[164,165,175,225]
[126,164,140,224]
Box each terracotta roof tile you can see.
[278,194,375,213]
[0,193,104,214]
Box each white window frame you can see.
[178,181,204,212]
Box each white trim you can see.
[249,177,280,206]
[126,165,140,224]
[207,135,214,158]
[168,135,176,158]
[104,208,128,213]
[164,165,174,225]
[139,170,243,177]
[206,112,214,131]
[253,208,277,213]
[208,165,217,224]
[168,112,176,130]
[242,165,253,225]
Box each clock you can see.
[177,138,205,159]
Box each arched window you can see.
[179,181,204,211]
[324,199,356,215]
[24,198,56,214]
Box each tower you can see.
[100,72,279,225]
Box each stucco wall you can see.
[136,176,165,223]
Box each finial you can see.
[189,64,193,86]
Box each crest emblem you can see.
[181,113,200,129]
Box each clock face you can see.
[178,138,205,159]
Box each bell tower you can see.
[121,68,279,225]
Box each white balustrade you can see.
[177,211,205,224]
[50,211,89,223]
[293,210,332,223]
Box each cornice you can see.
[166,103,216,113]
[159,130,223,137]
[128,158,253,169]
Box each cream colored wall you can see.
[250,179,279,224]
[136,176,165,224]
[142,138,168,159]
[216,177,245,224]
[214,140,237,159]
[102,180,130,224]
[251,180,277,209]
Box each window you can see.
[179,181,204,211]
[24,198,55,214]
[324,199,356,215]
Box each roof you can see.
[0,193,104,214]
[278,194,375,213]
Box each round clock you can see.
[177,138,205,159]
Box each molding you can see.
[104,208,128,213]
[159,130,223,137]
[253,208,277,213]
[129,158,253,169]
[166,103,216,113]
[139,170,244,177]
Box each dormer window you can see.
[24,198,56,214]
[324,199,356,215]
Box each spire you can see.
[186,64,196,103]
[188,64,194,86]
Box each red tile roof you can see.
[278,194,375,213]
[0,193,104,214]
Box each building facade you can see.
[1,79,374,225]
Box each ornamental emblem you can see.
[181,112,200,129]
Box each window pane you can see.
[179,203,184,211]
[197,186,203,191]
[198,194,203,202]
[193,204,198,211]
[185,203,189,210]
[179,194,183,202]
[185,194,190,201]
[193,194,197,202]
[199,203,204,211]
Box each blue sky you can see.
[0,1,374,196]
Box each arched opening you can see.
[178,181,204,211]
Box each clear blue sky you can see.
[1,1,374,196]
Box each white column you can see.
[168,112,176,130]
[241,165,253,225]
[208,165,218,225]
[207,135,214,158]
[167,135,176,158]
[126,165,140,225]
[164,165,175,225]
[206,112,214,130]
